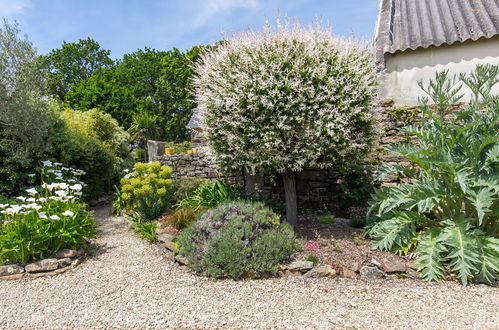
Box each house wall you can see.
[379,36,499,106]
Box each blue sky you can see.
[0,0,379,59]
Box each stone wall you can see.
[152,98,417,210]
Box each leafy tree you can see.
[65,46,202,141]
[0,19,54,195]
[39,38,114,99]
[65,69,138,127]
[194,21,377,225]
[367,65,499,286]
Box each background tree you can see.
[0,20,54,195]
[39,38,114,99]
[154,46,201,141]
[194,21,377,225]
[65,46,201,141]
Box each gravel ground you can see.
[1,206,498,329]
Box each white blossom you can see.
[50,215,60,220]
[42,160,53,167]
[26,187,38,196]
[194,19,376,173]
[62,210,75,217]
[69,184,82,191]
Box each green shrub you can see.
[306,255,319,264]
[59,108,130,158]
[159,206,207,230]
[120,162,173,220]
[332,165,376,209]
[315,215,335,224]
[367,65,499,286]
[0,162,96,264]
[170,177,206,205]
[177,179,244,209]
[178,201,298,279]
[129,213,157,243]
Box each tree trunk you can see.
[283,172,298,226]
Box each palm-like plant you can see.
[128,110,159,161]
[368,65,499,285]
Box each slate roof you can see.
[375,0,499,66]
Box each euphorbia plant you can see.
[194,19,377,225]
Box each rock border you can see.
[0,247,86,281]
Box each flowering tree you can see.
[194,21,377,225]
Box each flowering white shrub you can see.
[0,161,95,264]
[194,20,377,224]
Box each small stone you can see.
[163,251,175,262]
[178,265,190,272]
[25,259,59,273]
[278,264,288,271]
[381,260,406,273]
[164,241,176,251]
[0,273,24,281]
[342,269,358,279]
[282,269,302,277]
[351,262,362,273]
[71,258,81,267]
[58,258,72,267]
[287,261,314,272]
[304,265,337,278]
[157,233,175,244]
[0,264,24,277]
[370,258,382,268]
[360,266,385,280]
[379,98,394,107]
[56,249,77,259]
[175,255,188,265]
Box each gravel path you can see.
[1,206,498,329]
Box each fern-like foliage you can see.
[368,65,499,286]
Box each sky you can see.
[0,0,380,59]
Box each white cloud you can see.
[0,0,32,17]
[195,0,259,26]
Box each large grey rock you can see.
[0,264,24,277]
[175,255,188,265]
[25,259,59,273]
[360,266,385,280]
[287,261,314,272]
[304,265,337,278]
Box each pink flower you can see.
[304,241,320,252]
[166,227,180,234]
[363,170,368,175]
[336,179,342,184]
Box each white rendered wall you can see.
[379,36,499,106]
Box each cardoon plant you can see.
[194,19,377,225]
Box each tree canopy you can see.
[194,21,377,224]
[39,38,114,100]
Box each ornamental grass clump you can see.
[178,201,298,279]
[194,19,377,225]
[367,65,499,286]
[120,161,173,220]
[0,161,96,264]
